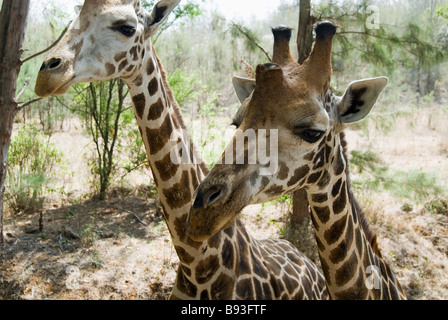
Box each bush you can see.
[424,198,448,215]
[6,123,63,213]
[350,149,445,203]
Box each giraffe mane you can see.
[339,132,383,258]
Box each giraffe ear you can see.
[232,76,256,103]
[145,0,181,36]
[337,77,388,123]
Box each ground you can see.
[1,104,447,300]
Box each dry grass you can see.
[1,104,448,300]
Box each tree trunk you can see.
[285,0,316,257]
[291,0,314,226]
[0,0,31,245]
[296,0,315,64]
[292,189,309,225]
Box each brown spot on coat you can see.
[311,193,328,203]
[265,184,284,197]
[146,114,173,155]
[307,171,322,185]
[118,60,128,72]
[313,206,331,224]
[175,246,195,264]
[147,98,164,121]
[222,238,235,270]
[333,150,345,176]
[277,161,289,180]
[211,273,234,299]
[125,64,134,73]
[146,58,155,75]
[323,215,346,245]
[162,171,192,210]
[328,216,353,264]
[332,183,347,215]
[195,254,220,284]
[236,278,254,299]
[132,93,146,119]
[105,63,115,76]
[207,233,221,249]
[176,269,197,297]
[154,152,179,181]
[114,51,127,62]
[287,165,309,187]
[332,178,343,197]
[130,46,139,61]
[148,77,159,96]
[70,39,84,58]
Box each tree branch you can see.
[15,77,30,100]
[337,30,428,57]
[17,97,42,111]
[21,21,71,65]
[230,21,272,61]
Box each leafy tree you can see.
[6,123,63,213]
[72,80,128,200]
[142,0,204,43]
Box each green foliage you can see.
[142,0,204,43]
[310,0,448,96]
[350,150,445,203]
[6,123,64,213]
[437,6,448,23]
[229,22,267,57]
[401,202,413,212]
[276,195,292,205]
[72,80,128,200]
[118,108,148,176]
[350,149,387,176]
[168,69,202,109]
[424,198,448,215]
[390,170,444,202]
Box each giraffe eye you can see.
[296,129,324,143]
[114,25,136,37]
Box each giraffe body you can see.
[35,0,328,300]
[189,22,406,300]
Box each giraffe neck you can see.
[122,44,249,299]
[123,44,208,254]
[306,132,406,299]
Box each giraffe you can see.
[188,22,407,300]
[238,57,312,230]
[34,0,328,300]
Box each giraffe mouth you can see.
[53,75,77,95]
[35,74,77,98]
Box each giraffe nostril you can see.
[47,58,62,70]
[203,185,224,207]
[193,185,224,209]
[39,62,46,71]
[193,192,204,209]
[207,190,222,205]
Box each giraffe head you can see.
[35,0,180,98]
[188,21,388,241]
